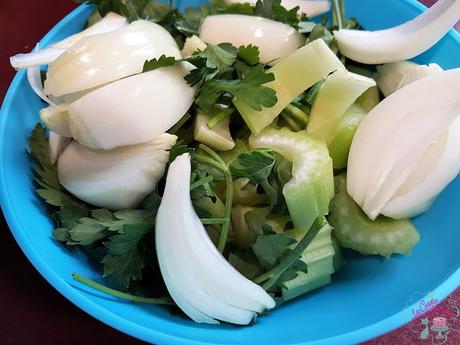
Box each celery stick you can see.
[233,39,345,135]
[355,86,380,112]
[307,70,375,143]
[329,174,420,257]
[250,127,334,230]
[194,113,235,151]
[281,223,336,301]
[328,104,367,169]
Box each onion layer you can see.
[58,134,177,210]
[156,154,275,324]
[199,15,305,64]
[334,0,460,64]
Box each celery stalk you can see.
[233,39,345,135]
[194,113,235,151]
[328,104,367,169]
[355,86,380,112]
[281,223,336,301]
[307,70,375,143]
[249,127,334,230]
[329,174,420,257]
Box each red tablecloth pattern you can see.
[0,1,458,344]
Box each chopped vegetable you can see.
[194,112,235,151]
[250,127,334,230]
[48,131,71,165]
[327,103,367,169]
[69,63,196,150]
[156,153,275,324]
[234,39,345,135]
[307,69,375,143]
[45,20,181,96]
[347,68,460,219]
[40,105,71,137]
[334,0,460,64]
[355,86,380,112]
[181,35,208,57]
[329,174,420,257]
[58,134,177,209]
[199,14,305,64]
[10,12,128,69]
[376,61,443,97]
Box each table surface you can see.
[0,1,459,344]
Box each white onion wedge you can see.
[376,61,443,97]
[181,35,207,58]
[382,116,460,218]
[347,68,460,219]
[68,63,196,150]
[49,131,71,165]
[10,13,127,69]
[224,0,331,17]
[58,134,177,210]
[334,0,460,64]
[156,154,275,324]
[199,15,305,64]
[45,20,181,96]
[40,105,71,137]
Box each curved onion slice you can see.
[376,61,443,97]
[156,154,275,324]
[45,20,181,96]
[68,63,196,150]
[40,105,71,137]
[27,64,58,107]
[58,134,177,210]
[334,0,460,64]
[382,116,460,218]
[49,131,71,165]
[347,68,460,219]
[10,13,127,69]
[199,15,305,64]
[224,0,331,17]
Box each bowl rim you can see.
[1,2,460,344]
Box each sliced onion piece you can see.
[382,116,460,218]
[49,131,71,165]
[156,154,275,324]
[45,20,181,97]
[58,134,177,210]
[347,68,460,219]
[181,35,207,58]
[40,105,71,137]
[10,13,127,69]
[224,0,331,17]
[199,15,305,64]
[376,61,443,97]
[27,64,59,107]
[334,0,460,64]
[68,63,196,150]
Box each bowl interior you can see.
[1,1,460,344]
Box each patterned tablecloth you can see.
[0,1,458,344]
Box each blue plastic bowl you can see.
[1,1,460,344]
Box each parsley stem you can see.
[284,104,309,126]
[169,112,191,134]
[253,218,325,290]
[190,176,214,190]
[332,0,344,30]
[196,145,234,253]
[72,273,173,305]
[280,111,302,132]
[260,179,278,207]
[207,107,234,129]
[200,217,229,225]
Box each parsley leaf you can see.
[205,43,238,70]
[142,55,176,72]
[252,233,296,269]
[254,0,301,28]
[195,64,276,112]
[169,140,194,162]
[237,45,260,66]
[229,150,275,183]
